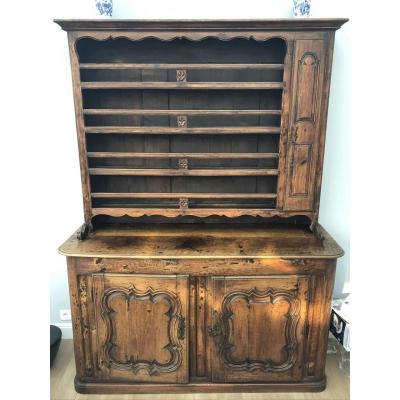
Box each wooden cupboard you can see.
[59,224,342,393]
[55,19,347,393]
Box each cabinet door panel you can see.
[210,276,309,383]
[285,40,326,210]
[93,274,188,383]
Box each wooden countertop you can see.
[58,224,343,260]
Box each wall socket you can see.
[59,309,71,321]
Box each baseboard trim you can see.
[74,376,327,394]
[51,322,73,339]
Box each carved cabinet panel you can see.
[92,274,189,383]
[285,40,326,211]
[210,276,310,382]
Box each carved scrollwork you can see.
[177,115,187,127]
[79,276,94,376]
[217,287,300,373]
[178,158,189,169]
[179,198,189,209]
[176,69,187,82]
[100,285,184,375]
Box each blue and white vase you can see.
[95,0,113,17]
[293,0,311,17]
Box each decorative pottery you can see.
[95,0,113,17]
[293,0,311,17]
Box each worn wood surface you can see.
[61,223,341,393]
[51,339,349,399]
[55,19,347,394]
[210,276,309,383]
[54,19,349,31]
[85,127,282,134]
[59,224,343,259]
[66,266,337,393]
[92,274,189,383]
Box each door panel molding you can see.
[218,287,300,372]
[100,285,185,375]
[210,276,309,383]
[294,52,320,123]
[93,274,189,383]
[284,39,325,211]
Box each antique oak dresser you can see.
[56,19,347,394]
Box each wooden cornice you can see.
[54,18,349,32]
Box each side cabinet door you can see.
[284,40,326,211]
[210,276,309,383]
[92,274,189,383]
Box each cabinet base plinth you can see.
[74,376,326,394]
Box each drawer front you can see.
[91,273,189,383]
[210,275,310,383]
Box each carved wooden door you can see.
[92,274,189,383]
[210,276,309,382]
[284,40,326,211]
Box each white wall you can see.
[49,0,351,331]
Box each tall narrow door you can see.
[92,274,189,383]
[210,275,309,382]
[284,40,326,211]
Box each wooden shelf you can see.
[79,63,285,70]
[89,168,279,176]
[83,109,282,116]
[91,192,277,199]
[87,152,279,159]
[85,127,281,135]
[81,82,284,90]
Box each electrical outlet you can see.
[59,309,71,321]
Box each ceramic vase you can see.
[293,0,311,17]
[95,0,113,17]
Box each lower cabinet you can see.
[87,273,311,384]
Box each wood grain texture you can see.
[90,209,310,220]
[51,339,350,398]
[59,224,343,260]
[89,168,279,176]
[60,223,342,393]
[284,39,326,212]
[56,19,347,395]
[67,33,92,223]
[87,152,280,159]
[92,274,189,383]
[54,19,349,31]
[91,193,278,199]
[83,109,282,116]
[57,19,346,225]
[85,127,281,134]
[80,63,285,70]
[81,82,284,89]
